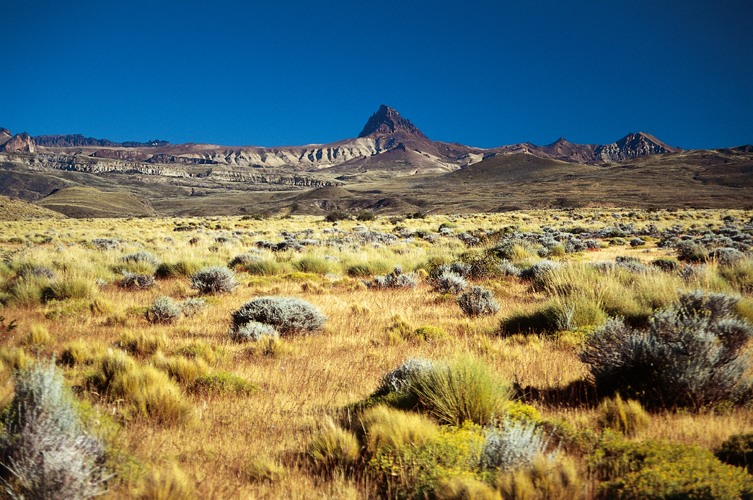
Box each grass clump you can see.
[371,357,511,426]
[193,371,256,396]
[293,256,334,275]
[135,464,195,500]
[595,395,650,436]
[155,261,200,279]
[230,296,327,337]
[496,455,583,500]
[41,278,93,302]
[22,324,51,347]
[87,351,193,423]
[307,419,360,474]
[118,331,165,356]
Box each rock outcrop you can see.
[0,132,36,153]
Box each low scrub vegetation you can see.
[0,209,751,497]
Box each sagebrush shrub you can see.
[121,251,160,266]
[189,266,238,295]
[581,290,753,407]
[119,271,155,290]
[231,321,280,342]
[376,358,436,395]
[433,272,467,295]
[231,296,327,336]
[1,359,108,500]
[147,296,183,323]
[457,286,500,316]
[480,420,556,472]
[365,266,419,289]
[710,247,745,266]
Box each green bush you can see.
[368,420,485,499]
[592,439,753,499]
[716,433,753,473]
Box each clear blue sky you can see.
[2,0,751,150]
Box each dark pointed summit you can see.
[358,105,428,139]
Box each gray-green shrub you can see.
[1,359,108,500]
[580,290,753,407]
[190,266,238,295]
[457,286,500,317]
[231,296,327,336]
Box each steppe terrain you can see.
[1,207,753,499]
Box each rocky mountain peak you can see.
[595,131,681,163]
[0,132,36,153]
[358,105,428,139]
[0,128,12,147]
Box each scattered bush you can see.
[189,266,238,295]
[324,210,351,222]
[376,358,436,395]
[365,265,419,289]
[676,240,708,262]
[433,272,468,295]
[710,247,746,265]
[121,251,160,266]
[231,321,280,342]
[652,257,680,272]
[629,237,645,247]
[147,296,183,323]
[592,439,753,499]
[119,271,155,290]
[1,359,108,500]
[457,286,500,317]
[480,420,556,472]
[581,290,753,407]
[716,433,753,473]
[231,296,327,336]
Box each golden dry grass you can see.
[0,209,751,498]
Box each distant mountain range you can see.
[0,105,684,173]
[0,106,750,217]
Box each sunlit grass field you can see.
[1,208,753,499]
